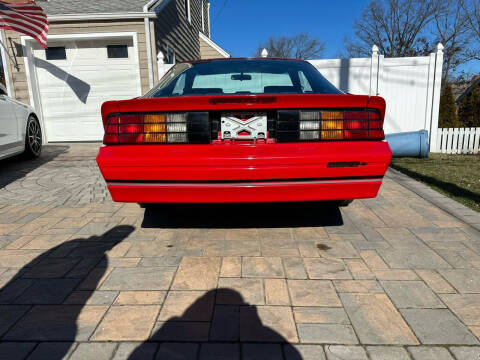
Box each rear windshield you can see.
[145,59,342,98]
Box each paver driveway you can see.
[0,143,480,360]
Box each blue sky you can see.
[209,0,374,58]
[209,0,478,75]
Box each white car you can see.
[0,83,42,160]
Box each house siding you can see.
[199,36,226,59]
[3,19,150,104]
[153,0,209,63]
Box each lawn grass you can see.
[390,153,480,212]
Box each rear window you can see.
[145,59,342,98]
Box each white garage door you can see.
[31,37,142,141]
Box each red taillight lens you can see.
[103,113,190,144]
[295,109,384,141]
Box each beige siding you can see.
[199,36,226,59]
[4,19,149,104]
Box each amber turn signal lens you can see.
[144,133,166,143]
[144,114,166,123]
[144,123,166,133]
[322,120,343,130]
[321,111,343,120]
[322,130,343,140]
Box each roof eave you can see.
[48,12,157,22]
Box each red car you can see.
[97,58,391,204]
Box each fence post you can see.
[429,43,443,153]
[425,52,436,150]
[370,45,379,97]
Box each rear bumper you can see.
[97,141,391,203]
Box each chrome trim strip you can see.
[107,178,382,187]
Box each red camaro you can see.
[97,58,391,204]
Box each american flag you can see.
[0,0,49,48]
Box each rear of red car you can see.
[97,59,391,203]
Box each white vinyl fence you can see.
[436,127,480,154]
[309,44,444,152]
[157,44,445,152]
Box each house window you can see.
[184,0,191,23]
[45,47,66,60]
[167,46,175,64]
[107,45,128,58]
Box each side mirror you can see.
[0,84,7,96]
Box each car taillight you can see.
[277,109,384,142]
[103,112,210,144]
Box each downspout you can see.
[143,0,157,88]
[207,1,211,37]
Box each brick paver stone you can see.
[240,305,298,342]
[217,278,264,305]
[439,269,480,293]
[159,291,214,321]
[408,346,455,360]
[288,280,341,307]
[297,323,358,344]
[400,309,479,344]
[439,294,480,326]
[4,305,107,341]
[242,343,283,360]
[100,267,175,291]
[265,279,290,305]
[220,256,241,277]
[199,343,240,360]
[449,346,480,360]
[340,293,419,345]
[171,257,220,290]
[293,307,349,324]
[324,345,368,360]
[303,258,352,280]
[69,343,117,360]
[0,342,36,360]
[242,257,284,278]
[92,305,160,341]
[112,342,157,360]
[415,270,456,293]
[366,346,411,360]
[283,344,326,360]
[156,343,199,360]
[333,280,384,293]
[381,281,445,308]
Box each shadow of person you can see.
[128,288,303,360]
[0,225,134,359]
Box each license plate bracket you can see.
[220,112,267,140]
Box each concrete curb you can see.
[386,167,480,232]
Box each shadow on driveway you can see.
[141,201,344,229]
[129,288,303,359]
[0,225,134,359]
[0,144,69,189]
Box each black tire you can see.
[337,199,353,207]
[23,115,42,159]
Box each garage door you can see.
[31,37,142,142]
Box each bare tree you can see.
[463,0,480,60]
[433,0,472,81]
[344,0,440,57]
[254,33,325,59]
